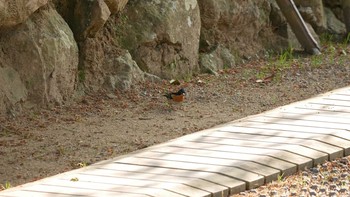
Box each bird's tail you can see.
[163,93,172,99]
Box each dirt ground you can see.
[1,43,350,189]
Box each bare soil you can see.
[1,44,350,190]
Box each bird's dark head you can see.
[177,88,186,95]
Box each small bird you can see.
[163,88,186,102]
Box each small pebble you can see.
[290,191,297,196]
[259,194,267,197]
[269,190,278,196]
[291,183,298,188]
[330,184,337,190]
[301,187,308,193]
[341,172,348,178]
[309,190,317,196]
[340,158,349,164]
[331,168,339,173]
[339,188,348,193]
[310,184,318,190]
[331,177,339,182]
[329,191,338,197]
[302,171,309,176]
[311,167,319,173]
[249,189,257,193]
[319,187,327,193]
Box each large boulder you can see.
[324,7,346,35]
[104,0,129,14]
[77,18,153,92]
[73,0,111,41]
[198,0,287,63]
[0,0,48,28]
[0,6,78,114]
[105,51,146,90]
[199,45,235,75]
[294,0,327,33]
[116,0,201,79]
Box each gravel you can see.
[232,156,350,197]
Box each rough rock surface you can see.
[0,0,48,28]
[198,0,287,63]
[294,0,326,33]
[104,0,129,14]
[0,0,349,116]
[324,7,346,35]
[199,45,235,75]
[0,6,78,114]
[116,0,201,79]
[73,0,111,41]
[105,51,145,90]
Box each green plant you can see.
[1,181,12,190]
[277,173,285,182]
[277,47,294,69]
[310,54,323,68]
[76,162,87,168]
[320,33,334,45]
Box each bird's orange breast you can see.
[171,94,185,102]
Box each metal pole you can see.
[275,0,321,54]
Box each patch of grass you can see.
[277,47,294,68]
[76,162,87,168]
[277,173,285,182]
[320,33,335,45]
[0,181,12,190]
[310,54,323,68]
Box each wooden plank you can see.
[276,106,350,119]
[115,157,265,190]
[326,94,350,100]
[215,125,350,156]
[0,190,81,197]
[11,183,157,197]
[263,111,350,124]
[154,143,300,175]
[92,163,246,195]
[136,151,280,183]
[186,136,328,165]
[46,176,198,197]
[311,99,350,107]
[230,123,344,159]
[247,116,350,131]
[79,168,229,197]
[295,103,350,113]
[203,132,343,158]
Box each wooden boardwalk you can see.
[1,87,350,197]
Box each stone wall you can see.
[0,0,347,115]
